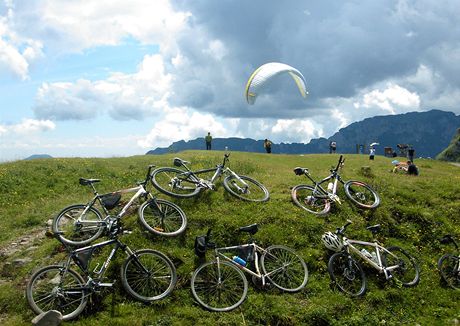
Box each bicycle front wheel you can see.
[121,249,177,302]
[191,260,248,312]
[291,185,331,215]
[261,245,309,292]
[223,175,269,202]
[383,246,420,287]
[438,254,460,290]
[151,167,201,198]
[138,199,187,236]
[344,180,380,209]
[52,204,104,246]
[26,265,88,321]
[328,252,367,297]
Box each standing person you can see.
[264,139,272,153]
[369,146,375,160]
[408,146,415,162]
[205,132,212,150]
[329,141,337,154]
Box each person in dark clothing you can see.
[330,141,337,154]
[205,132,212,150]
[264,139,272,153]
[408,147,415,162]
[407,161,419,175]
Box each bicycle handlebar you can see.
[336,219,353,235]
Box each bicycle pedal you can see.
[98,283,114,287]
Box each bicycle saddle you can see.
[293,167,308,175]
[173,157,190,167]
[366,224,381,234]
[239,224,258,235]
[79,178,101,185]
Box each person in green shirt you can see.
[205,132,212,150]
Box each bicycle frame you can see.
[211,242,279,287]
[62,237,139,288]
[301,156,346,203]
[343,238,400,280]
[74,185,149,228]
[176,154,250,190]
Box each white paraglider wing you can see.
[245,62,308,105]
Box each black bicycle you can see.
[52,165,187,246]
[292,155,380,215]
[438,234,460,290]
[151,152,270,202]
[26,223,177,321]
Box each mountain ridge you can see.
[147,110,460,158]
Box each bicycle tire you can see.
[151,167,201,198]
[26,265,88,321]
[191,260,248,312]
[138,199,187,237]
[344,180,380,209]
[328,252,367,297]
[438,254,460,290]
[223,174,270,202]
[291,185,331,215]
[52,204,105,246]
[260,245,308,292]
[121,249,177,302]
[381,246,420,288]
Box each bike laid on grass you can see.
[322,220,420,296]
[292,155,380,215]
[26,223,177,321]
[52,165,187,247]
[151,152,270,202]
[438,234,459,290]
[190,224,308,311]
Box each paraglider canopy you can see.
[245,62,308,105]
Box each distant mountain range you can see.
[24,154,53,160]
[146,110,460,158]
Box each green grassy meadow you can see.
[0,151,459,325]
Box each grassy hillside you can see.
[437,128,460,162]
[0,152,459,325]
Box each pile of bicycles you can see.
[25,152,458,321]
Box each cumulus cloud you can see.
[0,119,55,135]
[354,83,421,114]
[33,54,172,121]
[0,6,43,80]
[137,107,232,148]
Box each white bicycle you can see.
[322,220,420,296]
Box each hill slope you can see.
[436,128,460,162]
[0,152,459,325]
[147,110,460,157]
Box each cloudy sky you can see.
[1,0,459,161]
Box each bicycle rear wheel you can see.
[382,246,420,287]
[261,245,308,292]
[328,252,367,297]
[344,180,380,209]
[191,260,248,312]
[52,204,104,246]
[151,167,201,198]
[138,199,187,236]
[121,249,177,302]
[223,174,269,202]
[291,185,331,215]
[26,265,88,321]
[438,254,460,289]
